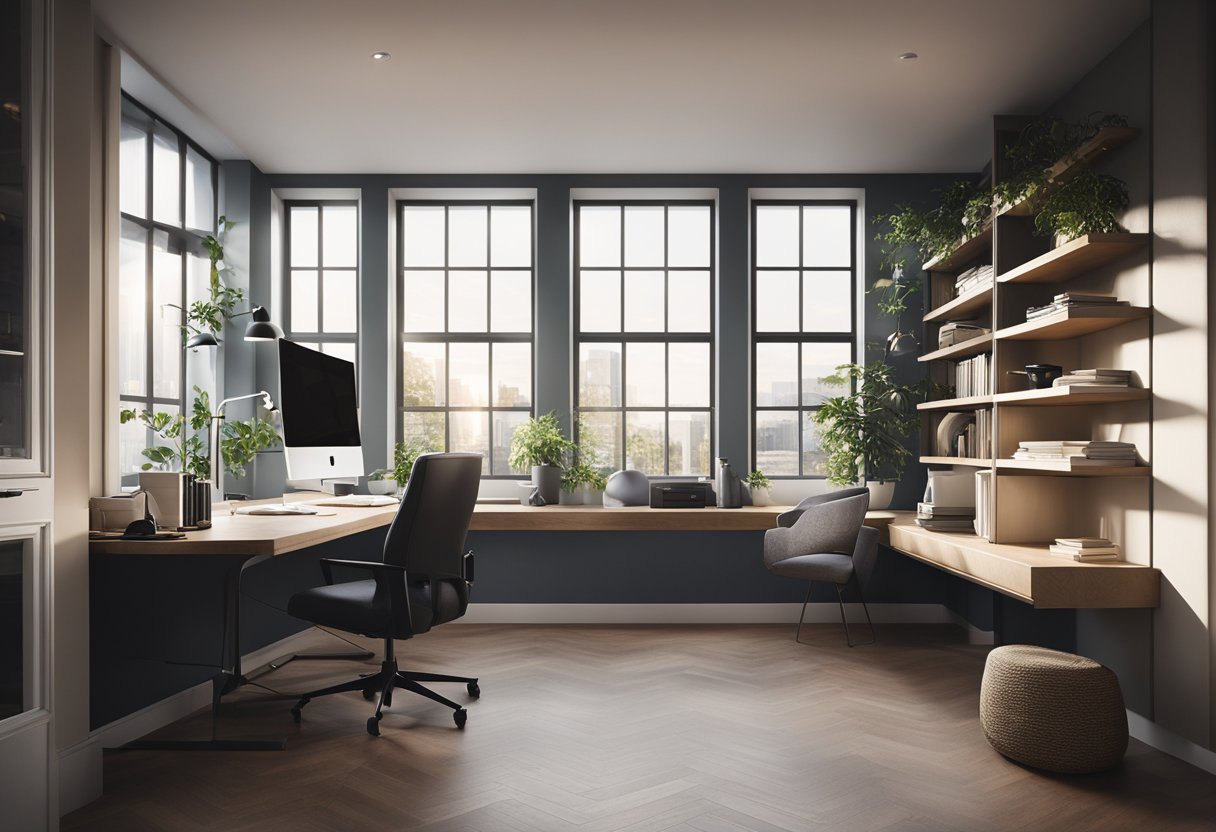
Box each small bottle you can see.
[717,458,742,508]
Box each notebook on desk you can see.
[309,494,400,508]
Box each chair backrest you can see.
[382,452,482,579]
[768,491,870,564]
[776,487,869,528]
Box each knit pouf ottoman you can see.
[979,644,1128,774]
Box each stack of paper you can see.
[1049,537,1122,562]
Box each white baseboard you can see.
[458,602,962,625]
[1127,711,1216,776]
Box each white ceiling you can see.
[93,0,1150,175]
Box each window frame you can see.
[395,199,536,479]
[750,198,858,479]
[282,199,360,366]
[572,199,717,477]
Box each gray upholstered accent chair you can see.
[763,488,877,646]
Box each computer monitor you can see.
[278,339,365,483]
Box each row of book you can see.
[953,352,992,398]
[954,410,992,460]
[1011,440,1137,467]
[1053,368,1132,388]
[1050,537,1122,562]
[1026,292,1128,322]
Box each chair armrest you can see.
[317,558,412,636]
[318,557,407,586]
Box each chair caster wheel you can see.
[366,717,380,736]
[362,688,376,701]
[454,708,468,728]
[467,682,480,698]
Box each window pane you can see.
[579,271,621,332]
[579,206,621,267]
[802,343,852,406]
[118,222,147,397]
[624,206,664,267]
[402,411,445,452]
[322,205,358,267]
[625,411,665,474]
[756,270,799,332]
[578,343,621,407]
[120,121,146,219]
[668,411,711,476]
[667,270,709,332]
[667,206,710,267]
[402,206,445,267]
[493,411,530,475]
[184,146,213,232]
[321,342,357,366]
[668,342,710,407]
[578,411,621,471]
[151,123,180,226]
[290,206,319,268]
[401,342,445,407]
[803,271,852,332]
[449,342,489,407]
[290,271,319,332]
[802,417,828,476]
[756,342,797,407]
[322,270,358,333]
[118,405,149,480]
[756,205,799,267]
[802,205,852,267]
[490,270,531,332]
[490,205,531,267]
[448,270,488,332]
[152,243,183,400]
[448,205,488,267]
[625,342,665,407]
[492,342,531,407]
[449,411,490,475]
[756,411,799,476]
[402,270,444,333]
[623,270,665,332]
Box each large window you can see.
[284,201,359,367]
[752,201,856,478]
[398,202,534,477]
[574,202,714,476]
[117,95,217,484]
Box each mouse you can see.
[122,518,157,538]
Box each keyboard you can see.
[234,504,320,516]
[309,494,400,508]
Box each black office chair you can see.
[287,452,483,736]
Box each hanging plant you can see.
[180,215,246,343]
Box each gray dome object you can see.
[603,469,650,507]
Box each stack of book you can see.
[1053,368,1132,388]
[1012,440,1137,466]
[954,264,993,298]
[953,353,991,397]
[1025,292,1129,322]
[916,503,976,531]
[1049,537,1122,562]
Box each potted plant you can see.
[743,469,773,506]
[367,469,396,496]
[811,362,920,510]
[508,411,574,504]
[560,463,608,506]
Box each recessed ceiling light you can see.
[371,51,391,62]
[898,52,919,61]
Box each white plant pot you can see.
[581,486,603,506]
[367,479,396,496]
[747,486,773,506]
[558,488,582,505]
[866,481,896,510]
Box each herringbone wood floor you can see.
[65,625,1215,831]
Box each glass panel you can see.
[756,270,799,332]
[322,205,358,267]
[151,123,180,226]
[184,146,213,232]
[803,270,852,332]
[322,270,357,333]
[492,410,530,475]
[492,342,531,407]
[401,206,446,267]
[448,270,488,332]
[119,120,147,219]
[151,239,182,400]
[490,205,531,267]
[448,342,489,407]
[802,343,853,407]
[579,270,621,333]
[578,411,621,471]
[0,541,27,719]
[578,342,621,407]
[578,205,621,267]
[290,271,318,332]
[624,206,664,267]
[401,342,445,407]
[402,270,444,333]
[668,411,711,477]
[666,206,710,267]
[449,411,490,475]
[802,416,828,476]
[402,411,445,452]
[290,206,319,268]
[667,270,710,332]
[623,271,664,332]
[118,222,147,397]
[625,342,665,406]
[756,342,797,407]
[490,270,531,333]
[756,205,799,267]
[668,342,710,407]
[321,342,357,366]
[755,411,799,476]
[625,411,665,474]
[802,205,852,267]
[448,205,488,268]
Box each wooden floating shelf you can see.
[998,233,1150,284]
[995,306,1150,341]
[918,395,994,411]
[998,127,1141,218]
[995,459,1150,477]
[918,333,993,362]
[994,386,1150,406]
[920,456,991,467]
[923,284,994,323]
[922,225,993,273]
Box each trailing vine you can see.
[181,216,245,342]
